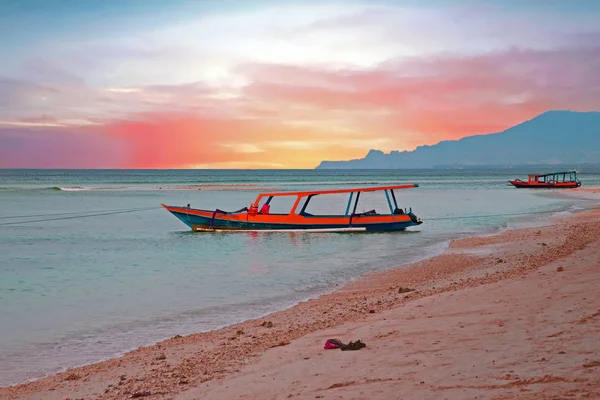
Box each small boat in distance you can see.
[509,170,581,189]
[162,184,423,232]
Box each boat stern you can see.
[407,211,423,225]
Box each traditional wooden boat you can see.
[162,184,423,232]
[509,170,581,189]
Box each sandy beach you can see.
[2,190,600,400]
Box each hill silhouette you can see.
[316,111,600,169]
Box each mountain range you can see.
[315,111,600,169]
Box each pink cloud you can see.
[242,45,600,148]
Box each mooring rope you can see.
[0,207,161,226]
[425,205,600,222]
[0,207,157,220]
[1,204,599,227]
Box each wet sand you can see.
[2,190,600,400]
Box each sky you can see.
[1,0,599,169]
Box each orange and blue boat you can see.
[162,184,423,232]
[509,170,581,189]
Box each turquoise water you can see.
[1,168,599,386]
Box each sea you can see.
[1,168,599,386]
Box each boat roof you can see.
[256,184,419,198]
[529,170,578,177]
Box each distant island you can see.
[316,110,600,169]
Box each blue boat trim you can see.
[168,210,420,232]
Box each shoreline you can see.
[0,231,454,389]
[2,190,600,399]
[0,204,536,388]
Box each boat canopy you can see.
[250,184,419,217]
[529,170,578,178]
[525,170,580,184]
[252,184,418,204]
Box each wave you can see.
[34,186,91,192]
[54,186,89,192]
[0,186,108,192]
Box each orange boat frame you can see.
[162,184,423,232]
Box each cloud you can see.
[0,126,124,168]
[4,43,599,168]
[220,143,266,153]
[242,45,600,148]
[90,112,367,168]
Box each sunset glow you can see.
[1,0,599,168]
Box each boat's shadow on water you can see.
[169,229,422,239]
[168,229,423,252]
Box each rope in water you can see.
[0,207,161,220]
[2,204,599,227]
[425,205,600,222]
[0,206,161,226]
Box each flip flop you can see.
[340,340,367,351]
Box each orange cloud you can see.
[95,112,367,168]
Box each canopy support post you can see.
[384,190,394,214]
[390,189,399,210]
[352,192,361,215]
[345,192,354,216]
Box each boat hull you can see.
[163,205,422,232]
[509,180,581,189]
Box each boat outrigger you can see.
[509,170,582,189]
[162,184,423,232]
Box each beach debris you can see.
[327,381,356,389]
[270,340,290,348]
[369,309,376,313]
[236,329,244,335]
[583,361,600,368]
[155,353,166,360]
[120,375,127,381]
[324,339,367,351]
[556,266,564,272]
[64,372,81,381]
[129,390,152,398]
[398,287,414,294]
[261,320,274,328]
[173,334,182,339]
